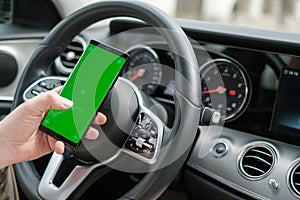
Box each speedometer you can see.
[123,45,162,95]
[201,59,251,121]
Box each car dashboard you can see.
[2,18,300,199]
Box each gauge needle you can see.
[202,87,227,94]
[130,69,146,82]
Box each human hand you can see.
[0,87,106,169]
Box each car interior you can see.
[2,0,300,199]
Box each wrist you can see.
[0,122,15,169]
[0,141,14,169]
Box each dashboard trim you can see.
[286,157,300,198]
[188,126,300,200]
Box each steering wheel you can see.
[13,1,201,199]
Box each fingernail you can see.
[62,98,73,108]
[98,112,107,123]
[98,112,106,118]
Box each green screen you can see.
[41,42,126,144]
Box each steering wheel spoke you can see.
[38,152,115,200]
[122,108,164,164]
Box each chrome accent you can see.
[38,151,120,200]
[0,96,13,101]
[188,126,300,199]
[123,44,162,92]
[268,179,279,191]
[287,158,300,198]
[200,58,251,121]
[237,142,277,181]
[38,77,164,199]
[210,139,229,158]
[119,77,164,164]
[244,156,272,166]
[23,76,67,101]
[243,165,265,174]
[54,36,87,75]
[125,44,160,60]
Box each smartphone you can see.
[39,40,129,148]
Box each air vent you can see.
[55,36,86,75]
[0,0,12,24]
[288,161,300,197]
[238,143,277,180]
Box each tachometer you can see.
[201,59,251,121]
[123,45,162,95]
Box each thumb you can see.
[27,90,73,115]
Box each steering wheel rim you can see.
[13,1,201,199]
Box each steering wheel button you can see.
[39,81,47,88]
[142,142,153,150]
[135,137,146,148]
[31,89,40,96]
[36,86,48,93]
[148,137,156,145]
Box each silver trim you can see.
[0,96,13,101]
[23,76,67,101]
[123,44,162,94]
[125,44,160,60]
[38,151,121,200]
[37,77,164,199]
[188,126,300,199]
[119,77,164,164]
[210,139,229,158]
[54,36,87,75]
[200,58,251,122]
[237,142,278,181]
[287,158,300,198]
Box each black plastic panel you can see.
[184,169,254,200]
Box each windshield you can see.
[53,0,298,33]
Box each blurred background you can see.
[141,0,300,33]
[5,0,298,33]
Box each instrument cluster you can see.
[122,45,252,122]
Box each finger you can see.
[93,112,107,125]
[46,136,65,154]
[52,86,63,93]
[27,90,73,115]
[85,127,99,140]
[54,141,65,154]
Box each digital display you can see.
[40,40,128,147]
[271,68,300,142]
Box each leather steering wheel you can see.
[13,1,201,199]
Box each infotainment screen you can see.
[271,68,300,144]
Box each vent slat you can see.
[58,41,84,72]
[289,163,300,195]
[250,149,272,157]
[62,60,76,68]
[55,38,85,74]
[243,165,266,174]
[244,155,272,166]
[239,145,275,179]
